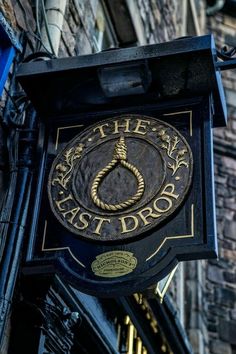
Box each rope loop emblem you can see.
[91,136,145,211]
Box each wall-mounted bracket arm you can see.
[216,46,236,70]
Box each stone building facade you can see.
[0,1,235,353]
[205,11,236,354]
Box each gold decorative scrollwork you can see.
[158,129,189,175]
[52,144,84,189]
[91,137,145,211]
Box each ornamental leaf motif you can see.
[52,143,84,189]
[158,129,189,175]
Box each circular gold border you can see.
[48,114,193,241]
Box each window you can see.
[93,1,118,52]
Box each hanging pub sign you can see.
[17,35,226,297]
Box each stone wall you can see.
[0,0,191,61]
[204,11,236,354]
[135,0,183,43]
[206,151,236,354]
[50,0,185,57]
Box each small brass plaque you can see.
[91,251,137,278]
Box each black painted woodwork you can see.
[16,35,226,297]
[119,295,194,354]
[8,275,118,354]
[103,0,137,45]
[0,105,37,348]
[10,274,184,354]
[21,96,218,297]
[17,35,226,127]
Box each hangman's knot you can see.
[113,136,127,160]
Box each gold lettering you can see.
[93,123,109,138]
[93,217,111,235]
[119,215,139,233]
[61,207,80,223]
[137,207,160,226]
[133,119,150,135]
[161,183,179,199]
[55,194,73,211]
[153,196,172,213]
[74,212,92,230]
[113,119,131,134]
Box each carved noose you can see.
[91,137,145,211]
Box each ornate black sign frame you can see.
[22,97,216,296]
[17,35,225,296]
